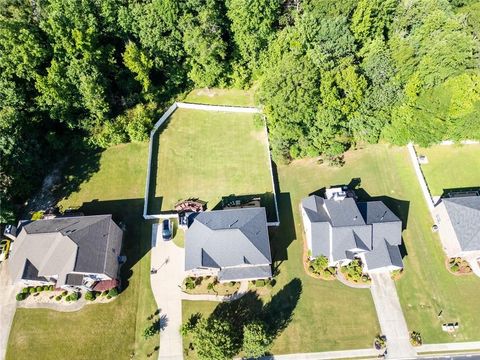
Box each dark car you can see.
[162,219,172,241]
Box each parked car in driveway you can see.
[162,219,172,241]
[0,239,11,262]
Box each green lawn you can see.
[7,143,160,360]
[149,108,275,220]
[416,144,480,196]
[182,144,480,357]
[183,88,256,106]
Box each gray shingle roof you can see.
[443,196,480,251]
[10,215,123,284]
[301,194,403,271]
[218,265,272,282]
[185,208,272,279]
[364,238,403,270]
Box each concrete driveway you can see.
[150,223,185,360]
[0,262,19,360]
[370,272,416,359]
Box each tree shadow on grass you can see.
[201,278,302,354]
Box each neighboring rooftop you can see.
[442,195,480,252]
[185,207,272,281]
[10,215,123,286]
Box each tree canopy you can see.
[1,0,479,220]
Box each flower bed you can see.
[182,276,240,296]
[447,257,472,275]
[340,259,371,284]
[306,255,336,280]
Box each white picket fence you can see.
[143,102,280,226]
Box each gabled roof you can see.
[443,196,480,251]
[301,194,403,270]
[185,208,272,275]
[9,215,123,284]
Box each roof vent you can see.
[380,211,387,221]
[229,219,239,227]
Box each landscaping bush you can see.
[43,285,49,291]
[22,287,29,294]
[106,295,112,299]
[55,295,62,301]
[69,292,79,301]
[102,290,108,296]
[207,282,215,291]
[108,287,118,297]
[62,290,68,296]
[410,331,422,346]
[450,264,459,272]
[36,286,43,292]
[16,293,27,301]
[48,285,54,291]
[85,291,96,301]
[65,295,71,302]
[185,277,196,290]
[374,334,386,350]
[342,259,366,282]
[29,287,36,294]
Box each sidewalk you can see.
[370,272,416,359]
[257,348,381,360]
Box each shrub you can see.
[102,290,108,296]
[48,285,54,291]
[62,290,68,296]
[108,287,118,297]
[22,287,29,294]
[43,285,49,291]
[450,264,459,272]
[106,294,112,299]
[55,295,62,301]
[185,277,196,290]
[36,286,43,292]
[85,291,96,301]
[65,295,71,302]
[207,282,215,291]
[143,324,157,339]
[29,287,36,294]
[16,293,26,301]
[69,292,79,301]
[410,331,422,346]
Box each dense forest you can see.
[1,0,479,221]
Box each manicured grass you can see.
[7,143,160,359]
[416,144,480,196]
[149,108,275,220]
[183,88,256,106]
[182,144,480,357]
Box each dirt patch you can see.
[250,129,268,146]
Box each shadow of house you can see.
[269,193,296,267]
[75,198,152,292]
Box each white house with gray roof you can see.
[433,193,480,259]
[301,188,403,273]
[9,215,123,291]
[185,207,272,282]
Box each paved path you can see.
[151,224,185,360]
[256,348,382,360]
[370,272,416,359]
[417,341,480,354]
[0,262,19,360]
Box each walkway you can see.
[257,348,382,360]
[150,224,185,360]
[370,272,416,359]
[417,341,480,354]
[0,262,19,360]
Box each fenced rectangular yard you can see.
[147,107,278,222]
